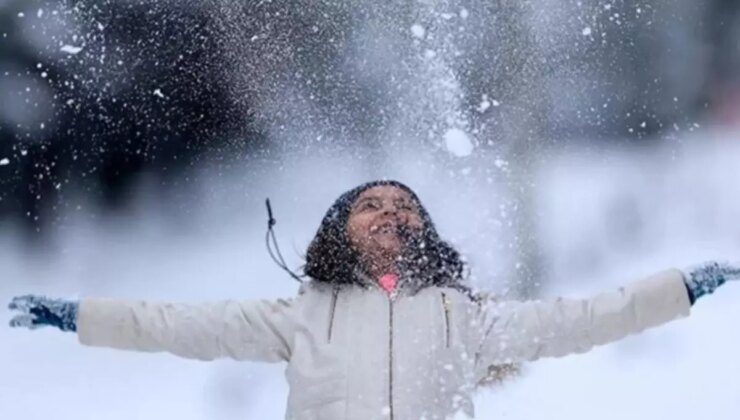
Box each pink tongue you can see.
[378,273,398,294]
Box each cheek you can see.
[346,216,370,246]
[408,214,424,230]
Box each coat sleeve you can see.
[472,268,691,379]
[76,296,296,362]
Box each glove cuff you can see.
[58,301,78,332]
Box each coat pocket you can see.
[289,376,347,415]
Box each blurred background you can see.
[1,0,739,418]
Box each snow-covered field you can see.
[2,130,739,419]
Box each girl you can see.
[8,180,740,419]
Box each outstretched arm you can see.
[473,263,739,379]
[9,295,297,363]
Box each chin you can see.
[373,240,403,254]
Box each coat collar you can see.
[352,267,418,297]
[305,266,472,299]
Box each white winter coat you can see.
[77,268,691,419]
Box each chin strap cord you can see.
[265,198,304,283]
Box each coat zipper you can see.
[327,287,339,343]
[440,292,451,348]
[388,294,395,420]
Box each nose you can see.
[382,203,400,216]
[381,205,405,223]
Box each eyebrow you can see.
[393,197,415,205]
[352,195,417,209]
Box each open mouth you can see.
[370,221,399,235]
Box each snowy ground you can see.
[1,130,739,419]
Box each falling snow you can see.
[60,45,83,54]
[444,128,474,157]
[411,24,426,39]
[0,1,738,418]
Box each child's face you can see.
[346,185,424,267]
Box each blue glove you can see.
[8,295,78,332]
[684,262,740,304]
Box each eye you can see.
[397,201,416,211]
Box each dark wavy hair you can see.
[304,180,471,295]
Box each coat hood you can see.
[303,180,471,296]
